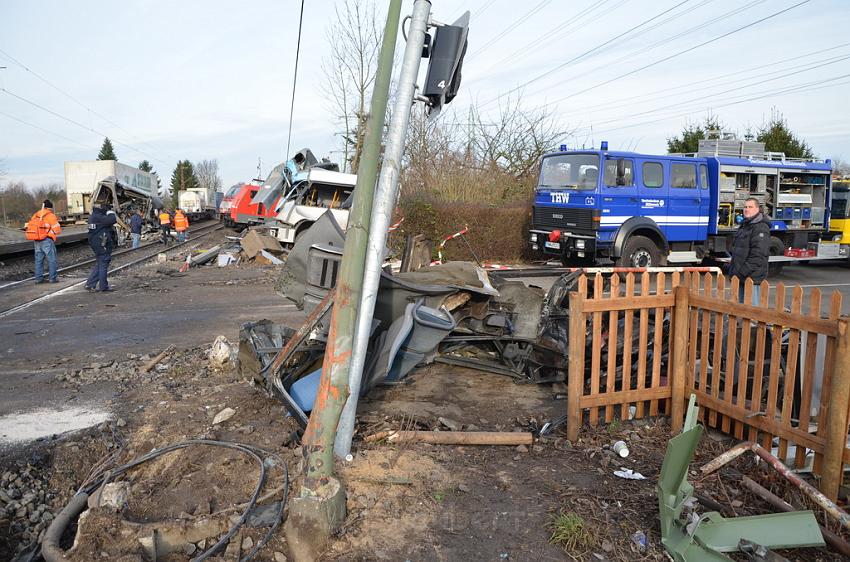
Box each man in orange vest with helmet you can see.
[173,208,189,242]
[25,199,62,283]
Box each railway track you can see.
[0,220,222,290]
[0,221,225,318]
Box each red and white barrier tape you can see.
[432,226,469,265]
[387,217,404,232]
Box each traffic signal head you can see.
[422,11,469,118]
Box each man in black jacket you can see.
[85,204,118,292]
[727,197,771,304]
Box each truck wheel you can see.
[768,236,785,276]
[617,235,664,268]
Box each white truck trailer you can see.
[64,160,158,215]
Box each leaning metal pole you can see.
[334,0,433,458]
[300,0,402,491]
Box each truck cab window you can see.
[643,162,663,188]
[700,164,709,190]
[671,163,697,188]
[538,154,600,190]
[604,158,634,187]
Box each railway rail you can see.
[0,220,222,290]
[0,221,224,318]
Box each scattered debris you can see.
[612,440,630,458]
[613,468,645,480]
[631,530,647,553]
[217,252,238,267]
[209,335,234,368]
[700,441,850,532]
[188,245,222,267]
[437,416,462,431]
[256,249,284,266]
[142,344,175,373]
[212,407,236,425]
[739,474,850,557]
[240,230,285,260]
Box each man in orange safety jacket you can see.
[25,199,62,283]
[173,209,189,243]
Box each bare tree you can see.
[832,157,850,178]
[399,97,572,204]
[468,95,570,180]
[195,159,222,193]
[319,0,381,173]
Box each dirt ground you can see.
[1,238,848,561]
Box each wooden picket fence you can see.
[567,270,850,500]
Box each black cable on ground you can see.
[43,439,290,562]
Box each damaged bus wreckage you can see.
[238,211,671,429]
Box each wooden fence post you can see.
[822,318,850,501]
[568,291,585,442]
[670,285,691,433]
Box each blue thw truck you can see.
[529,138,839,272]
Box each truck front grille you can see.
[532,205,594,230]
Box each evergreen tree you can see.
[170,160,199,208]
[97,137,117,161]
[756,109,814,159]
[666,116,724,154]
[139,160,163,196]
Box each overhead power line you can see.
[529,0,768,101]
[466,0,553,60]
[562,51,850,123]
[568,72,850,138]
[476,0,620,76]
[0,110,91,149]
[1,87,167,165]
[0,47,178,165]
[285,0,306,160]
[479,0,695,107]
[558,41,850,118]
[540,0,811,108]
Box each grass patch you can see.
[547,510,594,553]
[607,419,621,434]
[432,489,447,503]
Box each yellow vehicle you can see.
[828,180,850,259]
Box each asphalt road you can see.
[0,262,305,418]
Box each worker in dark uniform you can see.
[727,197,770,304]
[159,209,172,245]
[85,203,118,292]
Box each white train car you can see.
[178,187,218,220]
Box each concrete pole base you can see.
[284,476,347,562]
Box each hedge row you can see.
[393,198,535,264]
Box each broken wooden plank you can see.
[364,430,533,446]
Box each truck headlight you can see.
[575,239,585,249]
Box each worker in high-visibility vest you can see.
[25,199,62,283]
[158,209,172,245]
[173,209,189,243]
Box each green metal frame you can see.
[657,395,825,561]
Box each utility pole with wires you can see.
[284,0,305,159]
[283,2,402,559]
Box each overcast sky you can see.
[1,0,849,192]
